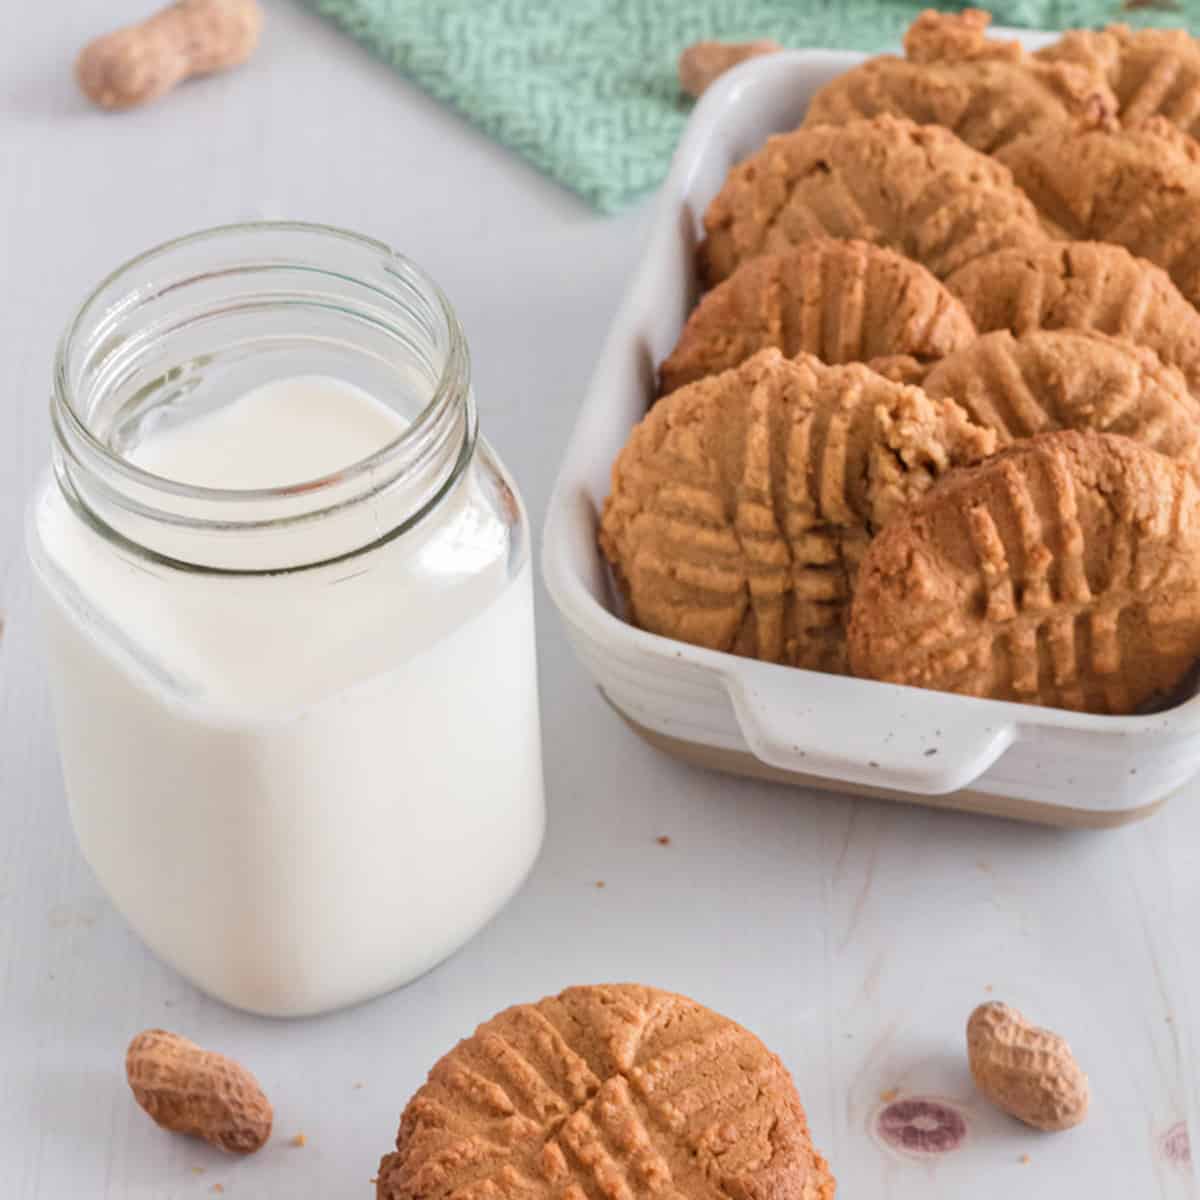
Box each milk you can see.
[130,375,413,491]
[30,375,545,1016]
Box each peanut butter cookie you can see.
[863,355,934,386]
[600,350,995,673]
[945,241,1200,395]
[659,239,977,395]
[805,9,1115,154]
[849,430,1200,714]
[376,982,837,1200]
[1038,23,1200,139]
[997,120,1200,309]
[699,116,1049,287]
[922,330,1200,469]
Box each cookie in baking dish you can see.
[997,119,1200,310]
[659,238,977,395]
[862,354,938,386]
[848,430,1200,714]
[1037,23,1200,139]
[921,329,1200,470]
[699,115,1049,288]
[805,8,1116,154]
[600,349,995,674]
[375,982,837,1200]
[945,241,1200,396]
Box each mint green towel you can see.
[305,1,1200,212]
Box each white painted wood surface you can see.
[1,3,1196,1196]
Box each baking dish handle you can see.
[723,664,1016,796]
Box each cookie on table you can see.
[805,9,1116,154]
[1037,23,1200,139]
[922,330,1200,470]
[996,119,1200,310]
[376,982,837,1200]
[945,241,1200,396]
[699,115,1049,288]
[600,350,995,674]
[848,430,1200,715]
[659,239,977,395]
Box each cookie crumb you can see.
[1019,1154,1031,1165]
[595,881,606,889]
[291,1133,307,1148]
[879,1088,899,1102]
[984,984,994,993]
[656,835,671,846]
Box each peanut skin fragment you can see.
[126,1029,273,1154]
[76,0,263,111]
[967,1001,1089,1131]
[679,39,783,99]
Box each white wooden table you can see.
[1,4,1197,1196]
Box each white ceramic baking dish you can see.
[542,36,1200,827]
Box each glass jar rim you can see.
[48,220,479,573]
[52,219,471,506]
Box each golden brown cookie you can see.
[1038,23,1200,139]
[921,329,1200,469]
[376,983,837,1200]
[805,9,1115,154]
[996,120,1200,309]
[848,430,1200,714]
[659,239,977,395]
[945,241,1200,396]
[600,350,995,673]
[699,116,1049,288]
[863,354,933,386]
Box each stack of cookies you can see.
[600,9,1200,716]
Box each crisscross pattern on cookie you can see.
[806,10,1114,157]
[1038,25,1200,139]
[921,329,1200,469]
[945,242,1200,397]
[377,984,836,1200]
[848,431,1200,713]
[998,122,1200,310]
[659,239,976,396]
[699,116,1048,287]
[806,58,1111,155]
[600,351,994,674]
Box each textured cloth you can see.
[304,1,1200,212]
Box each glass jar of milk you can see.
[27,223,545,1017]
